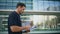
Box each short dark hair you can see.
[16,2,26,8]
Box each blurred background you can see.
[0,0,60,34]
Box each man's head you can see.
[16,2,26,14]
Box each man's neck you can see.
[16,10,20,14]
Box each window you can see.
[33,0,60,11]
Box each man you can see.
[8,2,31,34]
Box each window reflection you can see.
[30,15,57,29]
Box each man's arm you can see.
[10,26,30,32]
[10,26,24,32]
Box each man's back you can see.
[8,11,22,34]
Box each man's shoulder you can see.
[9,11,16,15]
[10,11,15,14]
[9,11,16,17]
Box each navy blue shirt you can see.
[8,11,22,34]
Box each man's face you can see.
[18,6,25,14]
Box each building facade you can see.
[0,0,60,11]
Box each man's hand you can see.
[25,25,31,30]
[25,26,31,32]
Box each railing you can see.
[0,10,60,34]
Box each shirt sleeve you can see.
[8,14,18,26]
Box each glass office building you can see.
[0,0,33,10]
